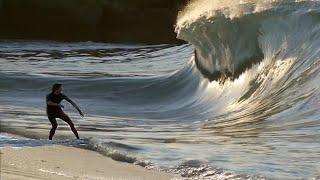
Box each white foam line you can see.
[38,168,143,180]
[38,168,76,179]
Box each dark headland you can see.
[0,0,188,44]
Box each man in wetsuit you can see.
[46,83,84,140]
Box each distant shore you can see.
[1,145,177,180]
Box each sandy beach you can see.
[0,145,177,180]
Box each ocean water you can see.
[1,1,320,179]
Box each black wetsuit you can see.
[46,93,68,118]
[46,92,79,140]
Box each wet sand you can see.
[0,145,177,180]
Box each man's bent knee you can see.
[68,121,75,127]
[51,123,58,129]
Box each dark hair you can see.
[51,83,62,93]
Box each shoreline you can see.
[1,144,178,180]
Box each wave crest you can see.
[176,1,320,81]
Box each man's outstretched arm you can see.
[64,96,84,117]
